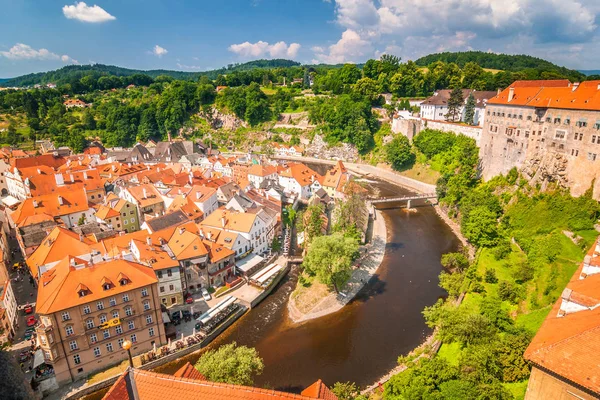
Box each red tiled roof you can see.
[173,362,206,381]
[103,368,338,400]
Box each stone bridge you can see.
[369,193,438,208]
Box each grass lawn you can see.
[436,342,462,366]
[261,87,277,95]
[397,162,441,185]
[503,380,528,400]
[515,306,552,334]
[290,273,332,314]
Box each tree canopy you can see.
[194,342,264,386]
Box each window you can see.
[588,152,597,161]
[143,301,150,311]
[571,149,579,156]
[130,218,135,223]
[160,286,165,293]
[157,271,163,279]
[565,118,571,125]
[109,297,117,307]
[122,294,130,302]
[103,329,110,339]
[149,327,155,337]
[65,326,74,336]
[124,220,128,225]
[90,333,97,343]
[106,343,113,352]
[169,284,174,291]
[112,310,119,319]
[128,321,135,330]
[86,319,94,329]
[118,338,125,348]
[593,135,597,144]
[99,315,107,324]
[130,210,134,215]
[577,121,588,127]
[545,117,551,123]
[61,311,71,321]
[97,301,104,310]
[130,334,137,343]
[43,350,51,360]
[146,315,153,324]
[73,354,81,365]
[167,269,173,277]
[554,118,561,124]
[125,307,133,316]
[93,347,101,357]
[555,130,566,140]
[69,340,78,351]
[141,288,148,297]
[527,115,532,121]
[115,325,123,335]
[40,335,47,345]
[83,305,91,314]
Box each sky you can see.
[1,0,600,78]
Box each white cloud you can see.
[152,45,168,57]
[312,29,371,64]
[176,63,204,70]
[228,41,301,59]
[62,2,115,23]
[0,43,77,63]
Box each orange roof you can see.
[167,226,208,260]
[301,380,338,400]
[187,185,217,202]
[126,184,164,208]
[103,368,337,400]
[10,154,67,169]
[36,257,157,314]
[248,164,277,177]
[11,187,90,226]
[131,240,179,271]
[95,205,120,220]
[167,195,204,220]
[279,163,322,187]
[202,239,234,263]
[200,208,257,234]
[322,161,347,189]
[26,227,95,277]
[173,362,206,380]
[524,239,600,394]
[488,80,600,111]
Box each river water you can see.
[153,178,460,391]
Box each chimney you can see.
[32,199,38,208]
[179,227,186,235]
[146,236,152,246]
[69,174,74,183]
[207,231,212,241]
[57,195,64,206]
[83,171,88,180]
[37,168,41,174]
[508,87,515,102]
[196,191,201,200]
[142,188,147,199]
[497,88,501,95]
[79,233,84,242]
[221,216,226,228]
[199,229,205,238]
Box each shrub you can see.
[492,240,512,260]
[484,268,498,284]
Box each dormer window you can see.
[101,277,114,290]
[120,279,128,286]
[79,290,87,297]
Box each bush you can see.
[498,280,522,304]
[484,268,498,284]
[385,134,414,170]
[492,240,512,260]
[512,259,534,283]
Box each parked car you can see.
[171,311,182,321]
[182,310,192,322]
[24,331,34,340]
[201,288,211,301]
[185,296,194,304]
[23,305,33,314]
[25,316,37,327]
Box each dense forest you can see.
[0,59,301,87]
[415,51,585,81]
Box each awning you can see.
[236,254,264,273]
[162,311,171,323]
[32,349,45,369]
[1,196,20,208]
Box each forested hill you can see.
[0,59,301,87]
[415,51,585,81]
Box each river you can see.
[151,178,460,391]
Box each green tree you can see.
[464,93,476,125]
[194,342,264,386]
[304,204,325,243]
[440,252,469,272]
[331,382,359,400]
[445,87,464,122]
[354,77,380,103]
[385,135,414,171]
[462,206,499,247]
[82,109,96,130]
[303,232,359,293]
[413,129,456,159]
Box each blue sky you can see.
[1,0,600,78]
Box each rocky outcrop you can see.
[521,151,570,189]
[198,107,247,130]
[305,134,359,162]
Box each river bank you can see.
[433,205,475,258]
[287,208,387,323]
